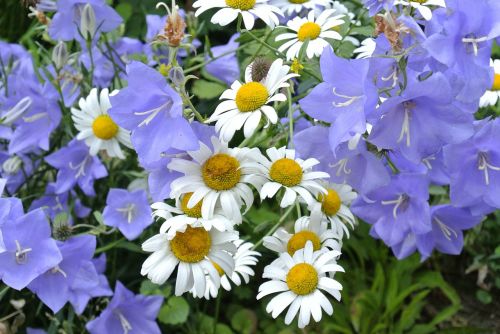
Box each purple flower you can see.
[0,207,62,290]
[299,48,378,151]
[362,0,394,16]
[49,0,122,42]
[0,152,36,194]
[443,118,500,209]
[109,61,199,167]
[0,197,24,253]
[0,42,34,79]
[206,34,240,85]
[45,139,108,196]
[79,46,115,88]
[103,188,153,240]
[369,72,474,163]
[86,281,163,334]
[28,235,112,314]
[351,173,431,247]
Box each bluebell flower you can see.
[351,173,431,247]
[45,139,108,196]
[103,188,153,240]
[0,207,62,290]
[0,152,36,194]
[0,196,24,254]
[28,235,112,314]
[0,41,35,79]
[109,61,199,167]
[362,0,394,16]
[443,118,500,210]
[206,34,240,85]
[79,46,115,88]
[86,281,163,334]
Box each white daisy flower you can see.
[264,216,341,257]
[208,59,298,142]
[193,0,282,30]
[256,147,329,208]
[151,192,235,238]
[71,88,132,159]
[191,239,261,299]
[276,10,345,60]
[480,59,500,108]
[395,0,445,20]
[141,224,238,296]
[257,241,344,328]
[309,182,357,240]
[354,38,376,59]
[168,137,267,223]
[271,0,331,16]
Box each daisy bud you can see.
[169,66,185,87]
[53,213,73,241]
[52,41,68,70]
[250,57,272,82]
[80,3,96,40]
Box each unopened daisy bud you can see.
[53,213,73,241]
[2,156,23,175]
[80,3,96,40]
[52,41,68,70]
[169,66,185,87]
[250,57,272,82]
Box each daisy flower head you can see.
[191,239,261,299]
[257,241,344,328]
[480,59,500,108]
[264,216,341,257]
[276,10,345,60]
[193,0,282,30]
[208,59,298,142]
[141,224,238,296]
[309,182,357,239]
[257,147,329,208]
[151,193,234,238]
[168,137,267,223]
[72,88,132,159]
[271,0,332,16]
[395,0,445,21]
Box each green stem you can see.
[252,205,295,250]
[184,45,246,74]
[250,28,273,62]
[244,29,285,58]
[287,87,294,148]
[95,238,124,254]
[213,291,222,334]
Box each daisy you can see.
[271,0,331,16]
[141,224,238,296]
[208,59,298,142]
[264,216,341,256]
[168,137,267,223]
[395,0,445,20]
[309,182,357,240]
[193,0,282,30]
[191,239,261,299]
[256,147,329,208]
[480,59,500,108]
[257,241,344,328]
[276,10,345,60]
[151,192,235,238]
[353,38,376,59]
[71,88,132,159]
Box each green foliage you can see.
[158,296,190,325]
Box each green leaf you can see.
[350,25,374,37]
[231,309,257,334]
[140,280,172,297]
[115,3,133,21]
[93,211,104,225]
[158,296,190,325]
[476,289,492,304]
[192,80,227,99]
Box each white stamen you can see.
[477,152,500,185]
[421,155,435,170]
[397,103,413,147]
[329,158,351,177]
[15,240,32,264]
[434,217,458,241]
[462,36,488,56]
[381,67,398,88]
[332,87,363,107]
[51,265,68,278]
[22,112,48,123]
[69,155,92,178]
[1,97,32,125]
[381,194,409,219]
[115,310,133,334]
[116,203,136,224]
[134,100,173,128]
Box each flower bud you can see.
[250,57,272,82]
[2,156,23,175]
[52,41,68,70]
[80,3,96,40]
[169,66,185,87]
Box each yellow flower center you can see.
[92,115,119,140]
[170,226,211,263]
[181,193,203,218]
[286,263,318,295]
[412,0,427,3]
[319,189,342,216]
[269,158,303,187]
[202,153,241,191]
[287,231,321,255]
[297,22,321,42]
[492,73,500,91]
[225,0,256,10]
[291,58,304,74]
[288,0,309,3]
[235,82,269,112]
[211,261,225,276]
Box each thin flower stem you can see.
[213,291,222,334]
[244,29,285,58]
[181,89,205,122]
[252,205,295,250]
[250,28,274,62]
[95,238,125,254]
[0,310,22,322]
[184,45,247,74]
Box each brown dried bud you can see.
[374,13,409,52]
[250,57,273,82]
[165,12,186,47]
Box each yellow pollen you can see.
[202,153,241,191]
[235,82,269,112]
[170,226,211,263]
[297,22,321,42]
[92,115,119,140]
[319,189,342,216]
[287,231,321,255]
[288,0,309,3]
[492,73,500,91]
[211,261,225,276]
[181,193,203,218]
[286,263,318,295]
[225,0,256,10]
[269,158,303,187]
[412,0,427,3]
